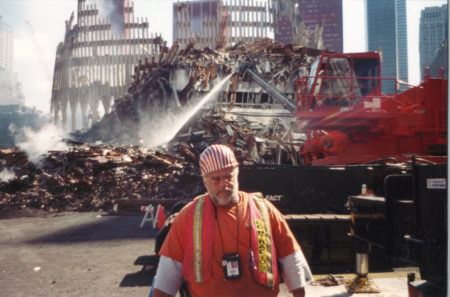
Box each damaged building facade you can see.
[173,0,273,49]
[173,0,343,51]
[78,37,324,165]
[273,0,343,52]
[39,0,336,168]
[50,0,165,131]
[51,0,342,131]
[48,0,341,167]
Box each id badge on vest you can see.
[222,253,242,280]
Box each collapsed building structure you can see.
[1,33,329,216]
[173,0,273,49]
[27,1,327,216]
[173,0,338,51]
[50,0,333,134]
[0,103,310,216]
[76,38,324,165]
[50,0,165,131]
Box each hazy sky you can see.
[0,0,447,114]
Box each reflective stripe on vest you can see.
[182,194,213,284]
[193,195,205,283]
[251,195,275,288]
[183,193,278,287]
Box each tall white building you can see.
[0,15,25,105]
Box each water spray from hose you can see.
[139,73,233,147]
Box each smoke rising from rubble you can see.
[13,124,68,164]
[137,109,180,148]
[0,168,16,182]
[138,74,233,148]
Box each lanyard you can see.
[215,204,240,254]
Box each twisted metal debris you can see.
[1,40,323,216]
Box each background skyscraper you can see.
[273,0,343,53]
[366,0,408,93]
[419,4,448,81]
[395,0,408,84]
[0,16,13,78]
[0,15,24,105]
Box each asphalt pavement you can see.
[0,212,414,297]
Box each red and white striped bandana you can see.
[199,144,239,175]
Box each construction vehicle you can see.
[236,51,448,284]
[148,50,447,286]
[295,51,447,165]
[243,51,447,165]
[346,157,447,296]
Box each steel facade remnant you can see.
[173,0,335,52]
[174,0,273,50]
[50,0,165,132]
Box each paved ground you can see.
[0,212,415,297]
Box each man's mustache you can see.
[217,187,233,195]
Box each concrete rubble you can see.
[1,40,324,216]
[77,39,321,151]
[0,142,199,216]
[0,110,299,216]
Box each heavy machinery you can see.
[237,51,448,282]
[151,50,447,284]
[295,51,447,165]
[243,51,447,165]
[346,158,447,296]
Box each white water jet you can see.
[169,73,233,137]
[139,73,233,147]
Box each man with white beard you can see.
[152,144,312,297]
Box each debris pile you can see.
[77,39,321,148]
[1,40,323,216]
[0,110,302,217]
[0,144,202,217]
[172,110,304,165]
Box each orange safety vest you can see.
[182,193,279,288]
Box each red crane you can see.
[295,52,447,165]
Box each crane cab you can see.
[297,52,382,113]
